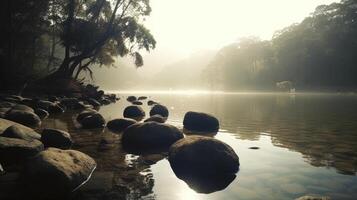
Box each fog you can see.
[90,0,343,92]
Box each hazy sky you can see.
[119,0,338,74]
[143,0,337,56]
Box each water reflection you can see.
[38,93,357,200]
[172,172,237,194]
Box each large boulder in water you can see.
[0,137,44,164]
[122,122,184,153]
[183,111,219,132]
[41,129,73,149]
[169,136,239,176]
[1,125,41,141]
[123,105,145,121]
[168,136,239,193]
[24,148,96,199]
[149,104,169,118]
[4,110,41,127]
[107,118,137,133]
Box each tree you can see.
[0,0,51,88]
[48,0,156,80]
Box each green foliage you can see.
[0,0,156,87]
[205,0,357,91]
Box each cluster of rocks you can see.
[1,93,240,197]
[0,89,118,129]
[0,119,96,199]
[104,96,240,193]
[0,88,117,199]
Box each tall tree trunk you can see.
[55,0,75,78]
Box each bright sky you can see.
[143,0,338,57]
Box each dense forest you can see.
[0,0,155,90]
[203,0,357,91]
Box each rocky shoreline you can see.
[0,84,242,200]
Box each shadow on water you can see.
[171,171,237,194]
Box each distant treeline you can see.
[203,0,357,91]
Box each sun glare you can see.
[145,0,337,55]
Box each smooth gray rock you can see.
[183,111,219,132]
[144,115,166,123]
[5,110,41,127]
[126,96,137,102]
[107,118,137,133]
[149,104,169,118]
[132,101,143,105]
[0,118,40,139]
[11,104,34,113]
[76,109,98,123]
[2,125,41,141]
[41,129,73,149]
[122,122,183,153]
[24,148,96,199]
[169,136,239,176]
[123,105,145,121]
[80,113,106,129]
[0,137,44,163]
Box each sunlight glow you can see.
[144,0,337,55]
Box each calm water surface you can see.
[42,93,357,200]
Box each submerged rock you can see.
[122,122,183,153]
[107,118,137,133]
[183,111,219,132]
[123,105,145,121]
[149,104,169,118]
[24,148,96,199]
[2,125,41,141]
[0,137,44,164]
[169,136,239,176]
[41,129,73,149]
[144,115,166,123]
[5,110,41,127]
